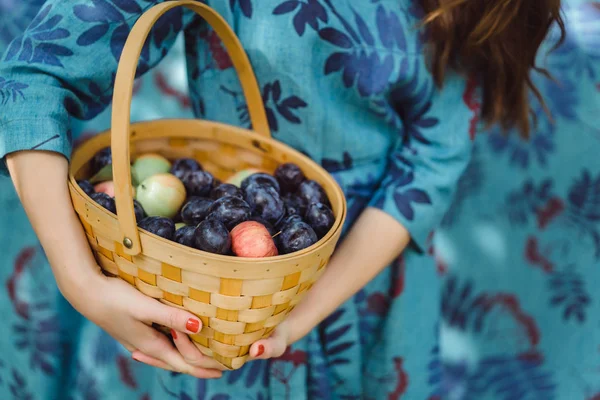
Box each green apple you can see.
[175,222,187,230]
[226,168,265,187]
[132,153,172,184]
[136,173,186,218]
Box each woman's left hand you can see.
[247,320,291,360]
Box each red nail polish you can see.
[171,329,178,339]
[186,318,200,333]
[256,344,265,357]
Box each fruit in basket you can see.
[170,158,202,180]
[94,180,115,197]
[136,173,186,218]
[90,192,117,214]
[241,173,280,192]
[138,216,176,240]
[282,193,306,217]
[133,199,146,222]
[278,214,303,230]
[248,216,276,236]
[305,202,335,238]
[244,183,285,226]
[194,219,231,255]
[226,168,263,187]
[77,180,95,197]
[90,147,112,175]
[207,196,251,230]
[278,221,318,254]
[174,225,196,247]
[275,163,305,194]
[211,183,243,200]
[231,221,278,257]
[180,197,213,226]
[132,153,171,183]
[181,170,214,197]
[297,180,329,206]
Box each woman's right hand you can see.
[7,150,224,378]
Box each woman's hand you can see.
[78,274,226,378]
[242,207,411,361]
[7,150,224,378]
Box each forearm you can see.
[7,151,101,296]
[287,207,410,343]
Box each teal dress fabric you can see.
[0,0,598,399]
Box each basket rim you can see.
[69,118,347,264]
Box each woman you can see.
[0,0,581,399]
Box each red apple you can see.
[231,221,278,258]
[94,181,115,197]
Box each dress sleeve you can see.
[0,0,196,175]
[369,64,476,251]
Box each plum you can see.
[244,183,285,227]
[174,225,196,247]
[180,197,213,226]
[138,216,175,240]
[77,180,95,197]
[91,147,112,175]
[275,163,305,193]
[211,183,243,200]
[297,180,329,206]
[181,170,214,197]
[90,192,116,214]
[193,219,231,255]
[207,196,251,230]
[277,214,303,230]
[278,221,318,254]
[170,158,202,180]
[305,202,335,238]
[133,199,146,222]
[282,193,306,217]
[241,173,280,192]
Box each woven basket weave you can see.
[67,1,346,370]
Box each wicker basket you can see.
[67,1,346,370]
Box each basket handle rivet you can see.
[123,237,133,249]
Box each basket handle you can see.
[111,0,270,255]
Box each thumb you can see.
[249,328,288,360]
[141,299,203,335]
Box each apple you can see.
[94,181,115,197]
[94,180,136,198]
[226,168,265,188]
[175,222,187,230]
[132,153,172,184]
[136,173,186,218]
[230,221,278,258]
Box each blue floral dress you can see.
[0,0,598,399]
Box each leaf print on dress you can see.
[5,4,73,67]
[273,0,328,36]
[0,77,28,105]
[230,0,253,18]
[548,268,591,323]
[0,0,47,47]
[372,154,432,221]
[8,369,33,400]
[321,5,402,97]
[565,170,600,258]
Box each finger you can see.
[139,327,223,379]
[249,329,288,360]
[171,329,227,370]
[136,297,203,335]
[131,351,175,371]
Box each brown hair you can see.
[421,0,565,138]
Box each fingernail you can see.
[256,344,265,357]
[186,318,200,333]
[171,329,178,339]
[132,356,140,363]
